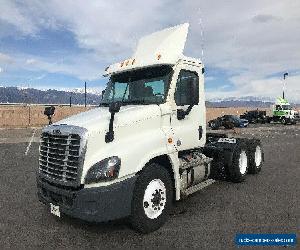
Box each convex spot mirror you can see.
[109,101,122,113]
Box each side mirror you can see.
[109,101,121,113]
[177,109,186,120]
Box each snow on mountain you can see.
[15,86,104,96]
[207,96,274,103]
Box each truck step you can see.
[182,179,216,196]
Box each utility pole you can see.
[84,81,87,107]
[283,72,288,99]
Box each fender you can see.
[135,152,181,200]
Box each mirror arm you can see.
[185,104,194,116]
[105,112,116,143]
[105,101,121,143]
[177,104,194,120]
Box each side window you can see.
[175,70,199,106]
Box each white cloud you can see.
[25,59,38,65]
[0,52,14,64]
[207,74,300,103]
[205,76,215,81]
[21,53,106,80]
[0,0,300,101]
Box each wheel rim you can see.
[239,150,247,175]
[143,179,166,219]
[255,146,262,167]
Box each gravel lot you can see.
[0,124,299,249]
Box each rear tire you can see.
[248,140,263,174]
[227,143,248,182]
[129,163,173,234]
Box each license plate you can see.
[50,203,61,217]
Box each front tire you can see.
[281,117,287,125]
[129,163,173,234]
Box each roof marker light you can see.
[132,59,136,65]
[125,60,129,66]
[157,54,161,60]
[120,62,124,67]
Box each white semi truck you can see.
[37,23,264,233]
[267,97,298,124]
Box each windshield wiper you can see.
[122,99,147,105]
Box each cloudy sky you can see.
[0,0,300,101]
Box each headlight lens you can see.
[85,156,121,184]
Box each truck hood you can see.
[55,105,161,132]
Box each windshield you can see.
[100,65,173,106]
[232,116,241,122]
[281,105,291,110]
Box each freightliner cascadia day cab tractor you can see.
[36,23,264,233]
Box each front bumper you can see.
[37,175,137,222]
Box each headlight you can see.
[85,156,121,184]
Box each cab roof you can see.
[276,97,290,105]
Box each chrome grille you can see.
[39,132,81,183]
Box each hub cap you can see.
[239,150,248,175]
[143,179,166,219]
[255,146,262,167]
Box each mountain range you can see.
[0,87,101,105]
[0,86,296,107]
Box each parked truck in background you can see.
[36,23,264,233]
[266,97,298,124]
[240,110,267,124]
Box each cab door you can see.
[170,64,206,151]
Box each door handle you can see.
[198,126,203,140]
